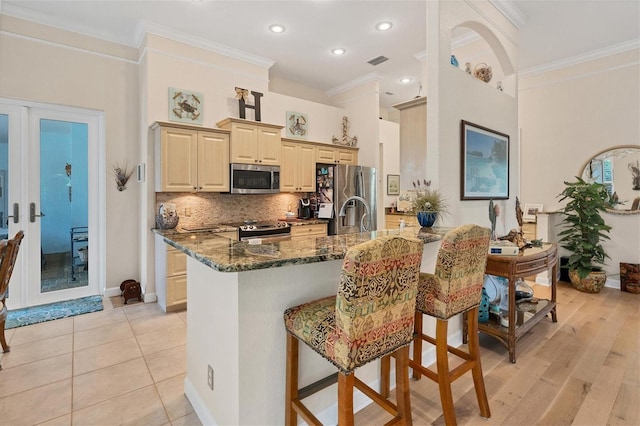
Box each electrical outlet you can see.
[207,365,214,390]
[185,208,192,217]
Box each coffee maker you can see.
[298,198,311,219]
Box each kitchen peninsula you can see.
[155,227,447,425]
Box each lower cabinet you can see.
[290,223,328,240]
[156,235,188,312]
[385,214,418,230]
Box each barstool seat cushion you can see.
[416,225,490,320]
[284,236,423,374]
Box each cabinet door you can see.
[280,141,298,192]
[316,146,336,163]
[337,149,357,165]
[230,122,258,163]
[166,247,187,276]
[167,274,188,308]
[198,131,230,192]
[298,144,316,192]
[160,128,198,191]
[290,223,327,239]
[258,127,281,165]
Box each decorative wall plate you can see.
[169,87,203,124]
[286,111,308,138]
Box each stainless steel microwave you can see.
[230,163,280,194]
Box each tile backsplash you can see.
[155,192,306,229]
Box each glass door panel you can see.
[39,119,89,294]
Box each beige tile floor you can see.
[0,297,201,426]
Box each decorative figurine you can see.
[331,116,358,147]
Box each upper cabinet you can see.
[281,139,316,192]
[315,145,358,165]
[216,118,283,165]
[153,122,230,192]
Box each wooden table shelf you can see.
[465,243,558,363]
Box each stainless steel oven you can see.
[230,163,280,194]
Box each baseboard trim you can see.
[184,377,217,425]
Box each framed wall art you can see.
[387,174,400,195]
[286,111,308,139]
[460,120,510,200]
[523,203,543,222]
[169,87,203,124]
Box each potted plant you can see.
[557,177,613,293]
[411,179,448,227]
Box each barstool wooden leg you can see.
[467,307,491,419]
[285,333,299,426]
[394,346,413,425]
[380,354,391,398]
[412,311,423,380]
[338,372,355,426]
[435,319,457,426]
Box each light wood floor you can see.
[355,282,640,425]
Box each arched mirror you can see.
[580,145,640,213]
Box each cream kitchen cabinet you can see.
[153,122,230,192]
[281,139,316,192]
[385,214,418,230]
[155,236,188,312]
[216,118,283,165]
[315,145,358,165]
[290,223,328,240]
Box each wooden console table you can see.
[464,243,558,363]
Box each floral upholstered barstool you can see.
[284,235,424,425]
[381,224,491,426]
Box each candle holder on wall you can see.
[113,164,133,191]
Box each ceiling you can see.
[1,1,638,109]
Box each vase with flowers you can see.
[411,179,448,227]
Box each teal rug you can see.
[6,295,103,329]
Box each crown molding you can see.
[519,38,640,78]
[326,73,384,98]
[0,3,133,47]
[489,0,527,29]
[136,20,274,69]
[451,31,482,50]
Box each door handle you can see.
[6,203,19,224]
[30,202,46,223]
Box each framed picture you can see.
[523,203,543,222]
[460,120,510,200]
[387,174,400,195]
[169,87,203,124]
[286,111,308,138]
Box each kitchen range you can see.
[182,220,291,241]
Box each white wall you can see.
[380,119,400,209]
[519,48,640,278]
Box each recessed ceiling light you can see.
[400,77,413,84]
[269,24,286,33]
[376,21,393,31]
[332,48,346,56]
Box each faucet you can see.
[338,195,371,232]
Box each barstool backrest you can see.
[332,235,423,372]
[0,231,25,302]
[419,224,491,319]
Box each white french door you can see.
[0,100,104,308]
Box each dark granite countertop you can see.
[154,227,448,273]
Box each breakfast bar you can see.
[156,228,448,425]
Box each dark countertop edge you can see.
[155,227,447,273]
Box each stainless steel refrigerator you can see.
[316,164,377,235]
